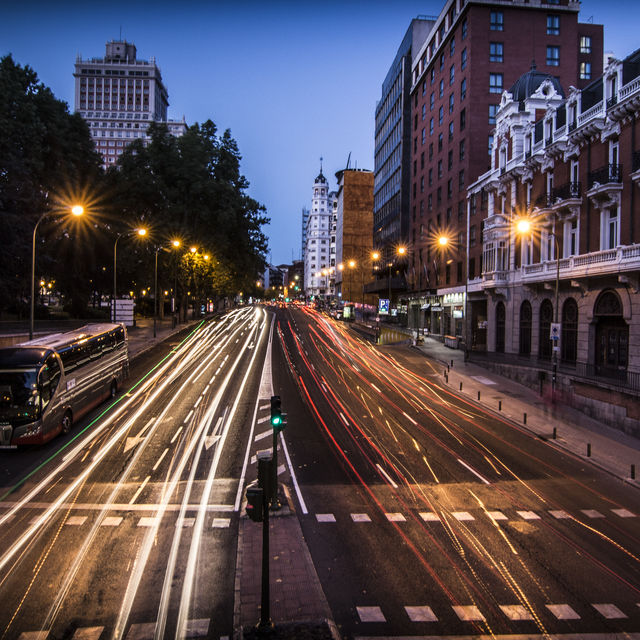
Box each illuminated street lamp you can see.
[30,204,84,340]
[154,240,181,338]
[113,227,147,322]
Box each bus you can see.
[0,323,128,447]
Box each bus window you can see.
[0,370,40,421]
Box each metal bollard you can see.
[451,359,454,368]
[553,427,557,439]
[632,464,636,480]
[477,390,481,401]
[523,412,527,425]
[498,400,502,411]
[459,382,463,391]
[587,443,591,457]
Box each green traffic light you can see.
[271,416,282,426]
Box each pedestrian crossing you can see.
[313,506,636,524]
[354,601,637,624]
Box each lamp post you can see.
[30,204,84,340]
[154,240,181,338]
[113,228,147,323]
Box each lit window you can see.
[580,61,591,80]
[490,11,503,31]
[580,36,591,54]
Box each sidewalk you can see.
[126,315,201,359]
[411,335,640,488]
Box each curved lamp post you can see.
[30,204,84,340]
[113,227,147,322]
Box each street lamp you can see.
[30,204,84,340]
[113,227,147,322]
[154,240,181,338]
[516,217,560,399]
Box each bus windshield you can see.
[0,370,40,422]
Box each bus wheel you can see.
[61,411,73,435]
[110,380,118,398]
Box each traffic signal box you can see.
[270,395,283,431]
[245,483,263,522]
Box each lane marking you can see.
[612,508,635,518]
[316,513,336,523]
[453,511,474,521]
[546,604,580,619]
[592,603,627,619]
[402,411,418,425]
[72,627,105,639]
[486,511,508,521]
[549,510,570,519]
[419,512,440,522]
[1,501,234,513]
[137,517,157,527]
[176,518,195,528]
[101,516,123,527]
[405,605,437,622]
[65,516,87,526]
[212,518,231,528]
[254,429,272,442]
[194,395,202,408]
[351,513,371,522]
[452,605,485,621]
[517,510,541,520]
[129,476,150,505]
[385,513,406,522]
[500,604,534,620]
[183,410,194,424]
[581,509,604,519]
[152,448,169,471]
[170,426,183,443]
[457,458,490,484]
[357,606,386,623]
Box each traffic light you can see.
[245,483,263,522]
[270,395,283,430]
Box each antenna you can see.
[320,156,323,173]
[346,152,351,170]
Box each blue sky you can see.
[2,0,639,265]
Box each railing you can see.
[554,124,566,137]
[577,102,604,127]
[553,181,581,201]
[535,192,552,208]
[533,139,544,153]
[587,163,622,188]
[633,150,640,173]
[606,95,618,109]
[467,351,640,394]
[545,135,553,146]
[619,75,640,101]
[568,121,577,132]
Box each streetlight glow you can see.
[348,260,356,268]
[190,246,197,253]
[438,236,448,247]
[397,246,406,255]
[372,251,380,261]
[516,219,532,234]
[172,239,180,247]
[71,205,84,217]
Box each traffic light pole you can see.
[256,451,274,632]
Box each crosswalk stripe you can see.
[385,513,406,522]
[486,510,507,520]
[351,513,371,522]
[499,604,533,620]
[316,513,336,523]
[549,510,571,519]
[101,516,123,527]
[581,509,604,519]
[126,622,156,639]
[212,517,231,528]
[517,510,540,520]
[66,516,87,526]
[453,511,474,521]
[254,429,272,441]
[404,605,437,622]
[357,606,386,622]
[611,508,635,518]
[176,518,195,527]
[17,633,49,640]
[452,605,485,621]
[185,618,209,637]
[592,603,627,619]
[137,517,157,527]
[419,512,440,521]
[72,627,105,639]
[546,603,580,619]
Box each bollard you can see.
[477,390,481,401]
[451,359,454,368]
[587,443,591,457]
[523,412,527,425]
[632,464,636,480]
[445,373,448,383]
[552,427,557,439]
[459,382,463,391]
[498,400,502,411]
[443,369,447,377]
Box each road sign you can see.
[550,322,561,341]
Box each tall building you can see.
[335,168,375,308]
[467,46,640,434]
[406,0,603,336]
[303,168,337,299]
[74,40,187,168]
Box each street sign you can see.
[550,322,561,341]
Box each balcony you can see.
[606,95,618,109]
[534,192,552,209]
[553,181,581,200]
[588,163,622,188]
[633,150,640,173]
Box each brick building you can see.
[335,169,375,309]
[468,47,640,435]
[406,0,602,336]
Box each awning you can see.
[420,304,431,310]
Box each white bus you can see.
[0,323,128,447]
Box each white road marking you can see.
[277,463,286,475]
[72,627,105,639]
[517,510,541,520]
[129,476,150,505]
[486,511,508,520]
[419,512,440,522]
[152,448,169,471]
[170,426,183,443]
[101,516,123,527]
[137,517,157,527]
[340,412,349,425]
[125,622,156,639]
[593,603,627,619]
[405,605,437,622]
[257,415,270,424]
[212,518,230,528]
[470,375,496,385]
[457,458,490,484]
[376,463,398,488]
[194,395,203,408]
[185,618,210,637]
[18,633,49,640]
[452,605,485,621]
[254,429,272,441]
[549,510,570,519]
[176,518,195,527]
[280,430,308,515]
[316,513,336,522]
[385,513,406,522]
[612,508,635,518]
[351,513,371,522]
[65,516,87,526]
[453,511,474,521]
[2,501,233,513]
[582,509,605,518]
[357,606,386,622]
[546,603,580,619]
[500,604,533,620]
[183,410,194,424]
[371,384,381,393]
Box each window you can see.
[448,150,453,170]
[439,79,444,98]
[447,179,452,198]
[519,301,532,356]
[420,151,425,170]
[430,92,435,110]
[449,121,454,139]
[450,38,455,56]
[539,299,553,360]
[547,15,559,35]
[561,298,578,364]
[430,68,435,84]
[414,114,418,131]
[460,108,466,131]
[449,93,455,113]
[580,36,592,54]
[428,168,433,186]
[422,103,426,120]
[490,42,503,63]
[438,160,443,178]
[490,11,503,31]
[429,119,433,135]
[428,194,433,210]
[459,169,465,188]
[422,80,426,96]
[461,78,467,100]
[546,46,560,66]
[489,73,503,93]
[446,207,452,222]
[429,143,433,160]
[439,105,444,124]
[461,48,467,70]
[461,18,467,39]
[601,207,619,250]
[440,53,445,70]
[449,64,455,85]
[580,62,591,80]
[489,104,499,125]
[438,133,443,151]
[459,139,465,161]
[488,134,494,155]
[564,218,579,257]
[420,177,424,193]
[422,127,427,143]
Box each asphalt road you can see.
[0,306,268,640]
[273,305,640,639]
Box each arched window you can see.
[539,299,553,360]
[496,301,505,353]
[561,298,578,363]
[519,300,532,356]
[594,290,628,375]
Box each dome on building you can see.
[509,61,565,101]
[315,170,328,185]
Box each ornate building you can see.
[468,47,640,434]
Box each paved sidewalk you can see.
[412,335,640,488]
[126,315,201,359]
